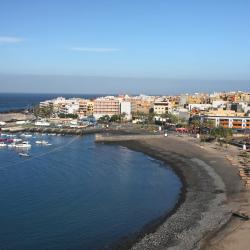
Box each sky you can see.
[1,0,250,94]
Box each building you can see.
[129,95,155,114]
[202,115,250,129]
[93,97,120,119]
[86,101,94,116]
[154,99,171,115]
[120,101,132,120]
[188,103,212,111]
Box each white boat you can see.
[0,142,7,147]
[15,141,32,148]
[19,153,30,157]
[22,134,32,138]
[8,143,16,148]
[13,138,22,142]
[36,140,51,146]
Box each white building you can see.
[35,121,50,126]
[212,100,227,109]
[120,101,132,120]
[188,103,212,111]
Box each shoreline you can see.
[102,135,244,249]
[1,130,246,249]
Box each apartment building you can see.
[93,97,120,119]
[120,101,132,120]
[154,99,171,115]
[203,115,250,129]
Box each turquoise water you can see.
[0,134,182,249]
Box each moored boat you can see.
[19,153,30,157]
[15,141,32,148]
[36,140,51,146]
[0,142,7,147]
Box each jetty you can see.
[95,134,164,142]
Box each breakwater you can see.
[95,134,164,142]
[25,126,105,135]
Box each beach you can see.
[106,134,245,249]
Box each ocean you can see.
[0,93,104,113]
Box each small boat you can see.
[13,138,22,142]
[0,142,7,147]
[15,141,32,148]
[22,134,32,138]
[19,153,30,157]
[8,143,16,148]
[36,140,51,146]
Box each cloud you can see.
[0,36,24,44]
[69,47,120,52]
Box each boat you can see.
[21,134,32,138]
[13,138,22,142]
[36,140,51,146]
[15,141,32,148]
[19,153,30,157]
[0,142,7,147]
[8,143,16,148]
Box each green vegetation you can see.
[210,126,233,146]
[98,115,111,123]
[98,113,127,123]
[58,113,78,119]
[33,105,53,118]
[211,126,233,139]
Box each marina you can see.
[0,132,53,155]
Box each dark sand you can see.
[111,135,244,250]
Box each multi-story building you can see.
[120,101,132,120]
[154,99,171,115]
[78,99,88,117]
[86,101,94,116]
[93,97,120,119]
[202,115,250,129]
[128,95,155,114]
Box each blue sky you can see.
[1,0,250,94]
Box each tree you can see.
[203,119,215,130]
[58,113,78,119]
[34,105,54,118]
[211,126,233,146]
[161,112,179,124]
[120,112,127,122]
[190,119,201,133]
[98,115,110,123]
[109,114,121,122]
[147,112,156,124]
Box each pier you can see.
[95,134,164,142]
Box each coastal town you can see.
[1,91,250,250]
[3,0,250,249]
[1,90,250,133]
